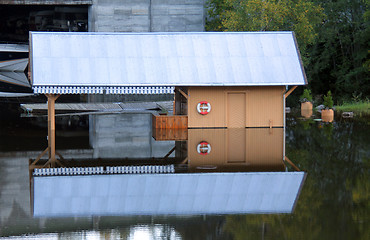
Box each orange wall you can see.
[187,128,284,171]
[188,86,285,128]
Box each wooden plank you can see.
[152,114,188,129]
[152,128,188,141]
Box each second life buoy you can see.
[197,101,211,115]
[197,141,211,155]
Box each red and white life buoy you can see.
[197,101,211,115]
[197,141,211,155]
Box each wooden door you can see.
[227,92,246,128]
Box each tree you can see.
[206,0,325,54]
[306,0,369,101]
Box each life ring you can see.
[197,101,211,115]
[197,141,211,155]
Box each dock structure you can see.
[29,31,307,164]
[21,101,173,115]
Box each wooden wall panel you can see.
[188,87,226,128]
[188,86,285,128]
[226,92,246,128]
[188,128,284,171]
[245,128,284,166]
[152,114,188,129]
[188,128,227,167]
[245,86,285,127]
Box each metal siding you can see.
[33,172,306,217]
[30,32,307,94]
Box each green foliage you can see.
[306,0,369,100]
[323,90,334,109]
[336,100,370,114]
[205,0,369,102]
[300,89,313,102]
[205,0,325,53]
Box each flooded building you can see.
[29,31,306,130]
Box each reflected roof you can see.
[0,58,30,88]
[33,172,306,217]
[30,32,307,94]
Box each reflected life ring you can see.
[197,141,211,155]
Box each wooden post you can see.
[46,94,60,167]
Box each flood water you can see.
[0,103,369,240]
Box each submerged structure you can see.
[30,127,306,217]
[0,43,30,93]
[28,31,306,166]
[28,32,307,216]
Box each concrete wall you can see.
[89,113,175,158]
[88,0,205,32]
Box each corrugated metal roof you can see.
[0,58,30,88]
[30,32,307,94]
[33,172,306,217]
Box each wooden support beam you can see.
[176,88,188,99]
[181,157,188,164]
[284,156,301,171]
[284,86,298,98]
[31,147,49,167]
[45,94,60,167]
[164,146,176,159]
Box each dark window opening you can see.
[0,5,88,43]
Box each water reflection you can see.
[187,128,285,172]
[301,108,313,119]
[27,119,305,218]
[0,109,367,239]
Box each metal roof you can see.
[33,172,306,217]
[0,59,30,88]
[30,32,307,94]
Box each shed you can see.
[29,31,306,162]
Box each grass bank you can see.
[336,101,370,114]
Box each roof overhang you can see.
[30,32,307,94]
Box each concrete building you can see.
[89,113,175,159]
[88,0,205,32]
[0,0,205,43]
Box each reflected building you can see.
[30,125,306,218]
[89,113,175,159]
[187,128,285,172]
